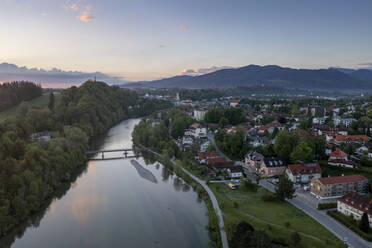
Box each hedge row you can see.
[317,202,337,210]
[327,210,372,241]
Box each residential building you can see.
[244,151,264,173]
[31,131,51,142]
[333,116,357,127]
[199,140,211,153]
[249,135,267,147]
[198,151,220,164]
[312,117,327,125]
[310,175,368,199]
[260,157,286,177]
[286,163,322,184]
[207,156,227,165]
[228,166,243,178]
[258,120,284,134]
[230,99,240,107]
[333,135,370,145]
[328,159,359,169]
[329,149,348,160]
[194,109,207,121]
[308,106,326,117]
[337,192,372,228]
[186,123,207,138]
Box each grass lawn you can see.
[0,93,61,122]
[209,184,345,248]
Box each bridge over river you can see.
[86,148,136,159]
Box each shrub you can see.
[244,179,258,192]
[317,202,337,210]
[261,193,276,202]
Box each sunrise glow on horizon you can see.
[1,0,372,82]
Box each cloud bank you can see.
[0,63,126,88]
[181,66,233,76]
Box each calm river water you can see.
[9,119,210,248]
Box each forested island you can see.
[0,81,171,238]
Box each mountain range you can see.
[123,65,372,92]
[0,63,127,87]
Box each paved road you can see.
[180,167,229,248]
[208,132,371,248]
[207,133,231,161]
[259,178,372,248]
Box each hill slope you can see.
[123,65,371,91]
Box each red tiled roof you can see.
[211,161,235,169]
[231,99,240,103]
[259,120,283,131]
[317,175,367,185]
[198,152,219,160]
[338,192,372,215]
[287,163,322,175]
[329,149,348,159]
[207,156,227,165]
[228,166,243,173]
[334,135,370,142]
[328,159,359,168]
[190,123,204,129]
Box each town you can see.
[135,91,372,248]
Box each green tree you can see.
[274,130,297,161]
[48,92,55,110]
[275,175,295,201]
[290,231,301,247]
[219,117,229,128]
[290,142,313,163]
[360,212,370,233]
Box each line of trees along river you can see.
[0,81,172,240]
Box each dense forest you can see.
[0,81,42,112]
[205,107,246,126]
[0,81,170,238]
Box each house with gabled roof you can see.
[260,157,286,177]
[286,163,322,184]
[337,192,372,228]
[311,175,368,199]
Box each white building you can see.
[312,117,327,125]
[200,140,211,153]
[333,116,356,127]
[286,163,322,184]
[337,192,372,228]
[194,109,207,121]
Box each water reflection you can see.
[3,119,210,248]
[130,160,158,183]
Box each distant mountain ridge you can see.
[123,64,372,92]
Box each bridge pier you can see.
[102,152,104,159]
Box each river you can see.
[8,119,210,248]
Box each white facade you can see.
[286,169,321,184]
[194,109,207,121]
[200,141,210,152]
[334,116,356,127]
[312,117,327,125]
[337,201,372,228]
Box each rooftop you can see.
[287,163,322,175]
[338,192,372,215]
[317,174,367,185]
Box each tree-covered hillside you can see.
[0,81,170,238]
[0,81,42,112]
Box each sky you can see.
[0,0,372,82]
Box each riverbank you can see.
[6,118,210,248]
[139,145,224,248]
